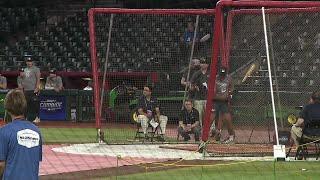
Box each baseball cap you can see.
[49,69,57,74]
[24,55,33,62]
[200,57,210,64]
[220,67,227,73]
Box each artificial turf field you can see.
[40,127,320,180]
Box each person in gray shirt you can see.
[45,69,63,92]
[21,57,41,123]
[0,73,7,90]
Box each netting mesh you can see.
[225,8,320,148]
[94,13,214,72]
[91,10,215,144]
[89,7,320,157]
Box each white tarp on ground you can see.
[52,143,203,160]
[52,143,318,162]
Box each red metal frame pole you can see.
[88,9,102,129]
[201,7,222,142]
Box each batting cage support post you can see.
[262,6,285,160]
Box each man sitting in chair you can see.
[178,99,201,141]
[291,90,320,146]
[136,84,168,141]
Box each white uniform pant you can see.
[194,100,206,127]
[137,115,168,135]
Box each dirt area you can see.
[40,160,223,180]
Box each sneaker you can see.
[158,135,166,142]
[184,135,191,141]
[214,131,221,142]
[33,117,40,123]
[223,137,235,144]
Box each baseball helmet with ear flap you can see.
[220,66,227,76]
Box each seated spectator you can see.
[291,91,320,146]
[178,99,201,141]
[0,73,7,90]
[45,69,63,92]
[181,22,199,45]
[180,22,200,65]
[136,84,168,141]
[83,80,93,90]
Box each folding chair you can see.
[287,119,320,160]
[132,112,164,142]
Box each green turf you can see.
[40,128,137,144]
[105,161,320,180]
[40,127,177,144]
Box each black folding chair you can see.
[287,120,320,160]
[133,112,164,142]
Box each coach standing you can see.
[21,56,41,123]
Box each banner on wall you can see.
[39,96,66,120]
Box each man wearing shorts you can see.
[212,67,235,144]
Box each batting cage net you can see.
[226,7,320,143]
[88,8,216,144]
[88,4,320,158]
[199,1,320,158]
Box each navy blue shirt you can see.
[299,103,320,136]
[183,31,199,43]
[137,96,159,115]
[0,120,42,180]
[179,108,199,125]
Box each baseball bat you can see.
[242,63,257,83]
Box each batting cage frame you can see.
[88,8,217,143]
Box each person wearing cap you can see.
[21,57,41,123]
[83,80,93,91]
[212,66,235,144]
[0,73,7,90]
[190,57,210,127]
[45,69,63,92]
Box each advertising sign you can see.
[39,96,66,120]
